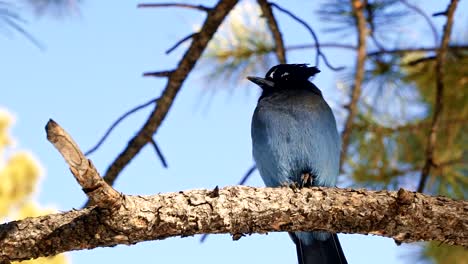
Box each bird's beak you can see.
[247,76,275,89]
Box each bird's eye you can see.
[281,72,290,78]
[269,69,277,79]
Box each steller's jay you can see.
[248,64,347,264]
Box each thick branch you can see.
[257,0,286,63]
[101,0,239,190]
[340,0,368,171]
[417,0,459,193]
[0,186,466,262]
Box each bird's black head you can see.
[247,64,320,93]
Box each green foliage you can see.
[421,242,468,264]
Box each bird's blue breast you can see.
[251,90,340,189]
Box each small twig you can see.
[417,0,459,193]
[137,3,211,12]
[270,3,344,71]
[166,33,197,54]
[339,0,368,172]
[143,70,174,77]
[85,98,158,156]
[238,164,257,185]
[150,138,168,168]
[400,0,439,46]
[432,11,447,17]
[257,0,286,64]
[46,120,121,208]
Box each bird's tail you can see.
[294,233,347,264]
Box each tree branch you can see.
[2,120,465,262]
[417,0,459,193]
[286,43,468,57]
[99,0,239,193]
[1,186,466,262]
[354,118,468,134]
[165,33,196,54]
[257,0,286,64]
[340,0,368,172]
[137,3,211,12]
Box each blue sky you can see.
[1,0,466,263]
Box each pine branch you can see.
[417,0,459,193]
[137,3,211,12]
[340,0,368,171]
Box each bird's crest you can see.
[265,64,320,82]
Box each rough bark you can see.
[0,186,466,262]
[2,120,465,262]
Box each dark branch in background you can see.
[85,98,158,156]
[364,3,386,52]
[354,118,468,134]
[92,0,239,205]
[287,43,468,56]
[249,42,468,64]
[288,43,357,52]
[366,45,468,57]
[137,3,211,12]
[400,0,439,46]
[417,0,459,193]
[238,164,257,185]
[166,33,197,54]
[270,3,344,71]
[257,0,286,64]
[143,70,174,77]
[433,11,448,17]
[339,0,368,172]
[150,138,168,168]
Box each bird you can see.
[248,64,347,264]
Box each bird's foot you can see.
[300,172,313,187]
[281,181,300,191]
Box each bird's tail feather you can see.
[295,234,347,264]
